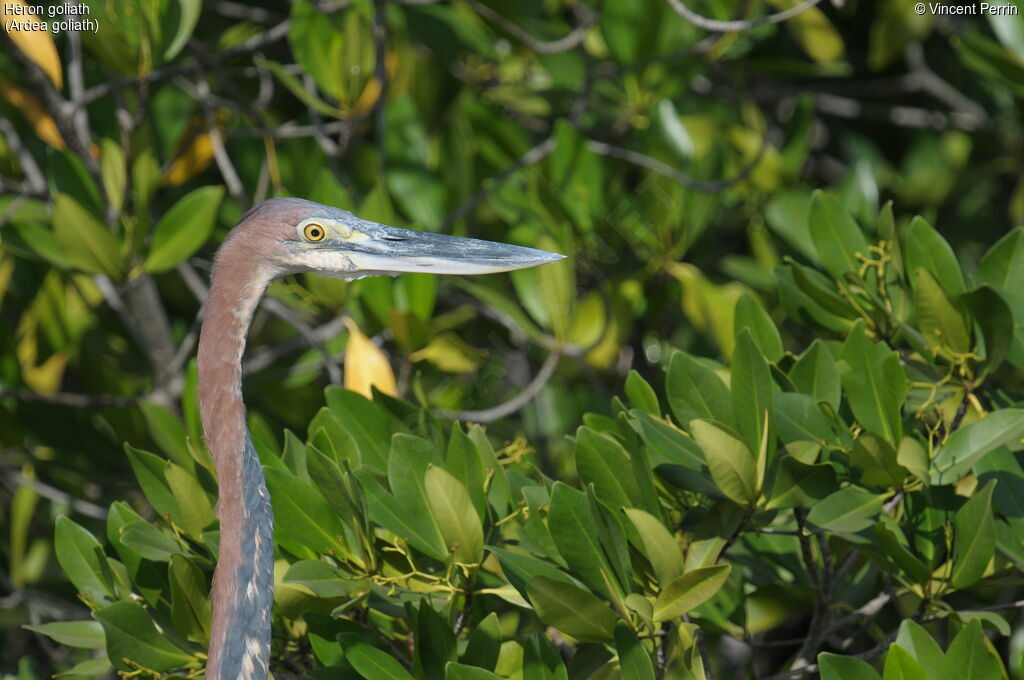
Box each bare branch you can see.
[190,78,249,207]
[468,0,597,54]
[441,136,558,231]
[3,470,108,520]
[436,350,560,423]
[584,137,767,191]
[77,20,292,109]
[0,386,137,408]
[215,1,281,23]
[665,0,824,33]
[0,117,48,196]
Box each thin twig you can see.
[584,137,767,191]
[665,0,823,33]
[468,0,598,54]
[436,350,560,423]
[0,386,137,409]
[3,470,108,519]
[0,117,47,195]
[77,20,292,109]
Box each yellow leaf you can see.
[0,77,64,149]
[15,316,69,394]
[769,0,845,63]
[343,317,397,399]
[163,133,214,186]
[1,1,63,89]
[666,262,746,359]
[163,110,228,186]
[410,332,485,373]
[350,77,382,117]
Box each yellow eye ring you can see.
[303,223,326,242]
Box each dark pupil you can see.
[310,228,320,238]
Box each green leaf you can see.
[615,622,656,680]
[774,392,833,445]
[165,462,215,536]
[874,517,931,585]
[951,480,996,589]
[457,280,546,343]
[169,554,210,643]
[775,265,855,333]
[143,185,224,273]
[623,508,684,586]
[52,194,123,278]
[124,444,180,522]
[53,657,111,678]
[904,216,966,295]
[978,227,1024,294]
[446,423,487,522]
[733,293,783,362]
[265,467,349,559]
[120,521,184,562]
[261,57,342,117]
[284,559,361,598]
[575,427,658,516]
[347,642,415,680]
[940,619,1005,680]
[325,387,393,473]
[731,329,775,457]
[625,370,660,415]
[23,621,105,649]
[914,268,971,357]
[961,285,1013,372]
[818,653,882,680]
[94,601,194,671]
[547,482,618,598]
[162,0,201,59]
[931,410,1024,484]
[526,575,617,643]
[851,432,907,489]
[806,486,884,534]
[445,664,502,680]
[139,402,192,470]
[808,190,870,278]
[690,420,758,506]
[461,613,501,671]
[100,139,126,213]
[779,1,845,62]
[652,564,732,622]
[789,339,840,410]
[629,410,705,470]
[765,190,816,261]
[132,149,160,225]
[355,469,447,561]
[424,465,484,563]
[54,516,115,606]
[666,350,733,429]
[523,631,569,680]
[840,320,906,442]
[766,457,836,510]
[894,620,944,671]
[407,602,456,680]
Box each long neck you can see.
[198,242,277,680]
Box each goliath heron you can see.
[197,198,562,680]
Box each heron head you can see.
[235,198,564,279]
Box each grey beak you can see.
[344,223,565,275]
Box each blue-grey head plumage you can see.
[280,202,565,277]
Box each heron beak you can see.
[342,224,566,275]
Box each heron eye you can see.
[303,223,326,242]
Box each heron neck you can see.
[198,249,276,471]
[198,243,278,680]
